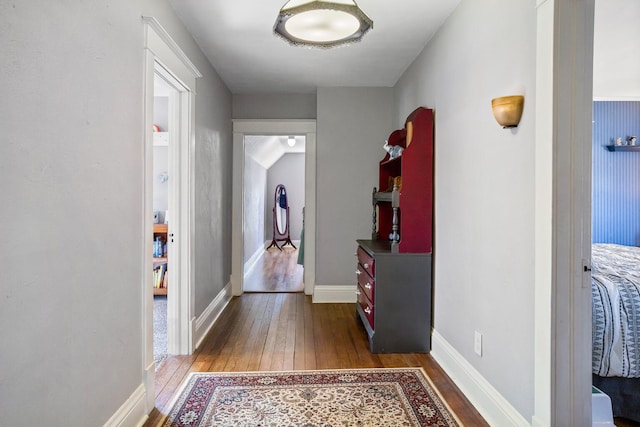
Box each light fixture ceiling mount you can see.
[274,0,373,48]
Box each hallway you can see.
[145,293,488,426]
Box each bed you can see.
[591,243,640,422]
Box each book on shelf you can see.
[153,263,167,288]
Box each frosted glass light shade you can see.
[286,9,360,42]
[274,0,373,48]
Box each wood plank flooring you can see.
[616,417,640,426]
[243,246,304,292]
[145,293,488,426]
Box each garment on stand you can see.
[297,226,304,265]
[279,188,287,209]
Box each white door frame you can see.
[142,16,201,410]
[154,66,194,356]
[231,120,317,296]
[533,1,594,426]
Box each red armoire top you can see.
[377,107,434,253]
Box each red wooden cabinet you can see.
[374,107,434,253]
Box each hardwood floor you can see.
[243,246,304,292]
[145,293,488,426]
[616,418,640,426]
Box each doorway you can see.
[148,61,195,358]
[142,17,201,408]
[151,74,174,368]
[532,2,594,426]
[231,120,316,297]
[243,135,306,293]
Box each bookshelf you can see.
[153,223,168,295]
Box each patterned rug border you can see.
[157,367,463,427]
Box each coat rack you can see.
[267,184,296,250]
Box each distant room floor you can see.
[153,295,167,368]
[244,245,303,292]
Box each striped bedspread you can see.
[592,243,640,378]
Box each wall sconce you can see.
[491,95,524,128]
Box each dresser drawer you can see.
[356,246,375,277]
[356,287,374,329]
[356,265,375,302]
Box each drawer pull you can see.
[363,263,369,269]
[355,289,361,295]
[355,269,361,275]
[364,306,372,315]
[365,283,372,289]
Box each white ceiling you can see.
[169,0,461,94]
[167,0,638,98]
[245,135,306,169]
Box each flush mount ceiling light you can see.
[274,0,373,48]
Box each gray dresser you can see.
[355,239,432,353]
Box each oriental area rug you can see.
[159,368,461,426]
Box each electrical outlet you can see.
[474,331,483,356]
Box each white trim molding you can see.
[312,285,357,303]
[431,330,530,427]
[593,96,640,101]
[102,384,148,427]
[244,242,268,278]
[533,1,595,426]
[141,15,201,419]
[142,17,202,80]
[194,282,233,350]
[533,1,554,425]
[232,119,317,297]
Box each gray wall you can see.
[394,0,536,419]
[316,87,394,287]
[266,153,305,242]
[243,156,267,262]
[0,0,232,425]
[593,0,640,98]
[153,146,169,216]
[188,53,233,318]
[233,93,317,119]
[154,96,169,131]
[153,97,169,220]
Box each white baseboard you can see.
[431,330,530,427]
[106,283,233,427]
[143,360,155,419]
[102,383,148,427]
[531,415,548,427]
[194,281,232,350]
[312,284,356,303]
[244,243,267,277]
